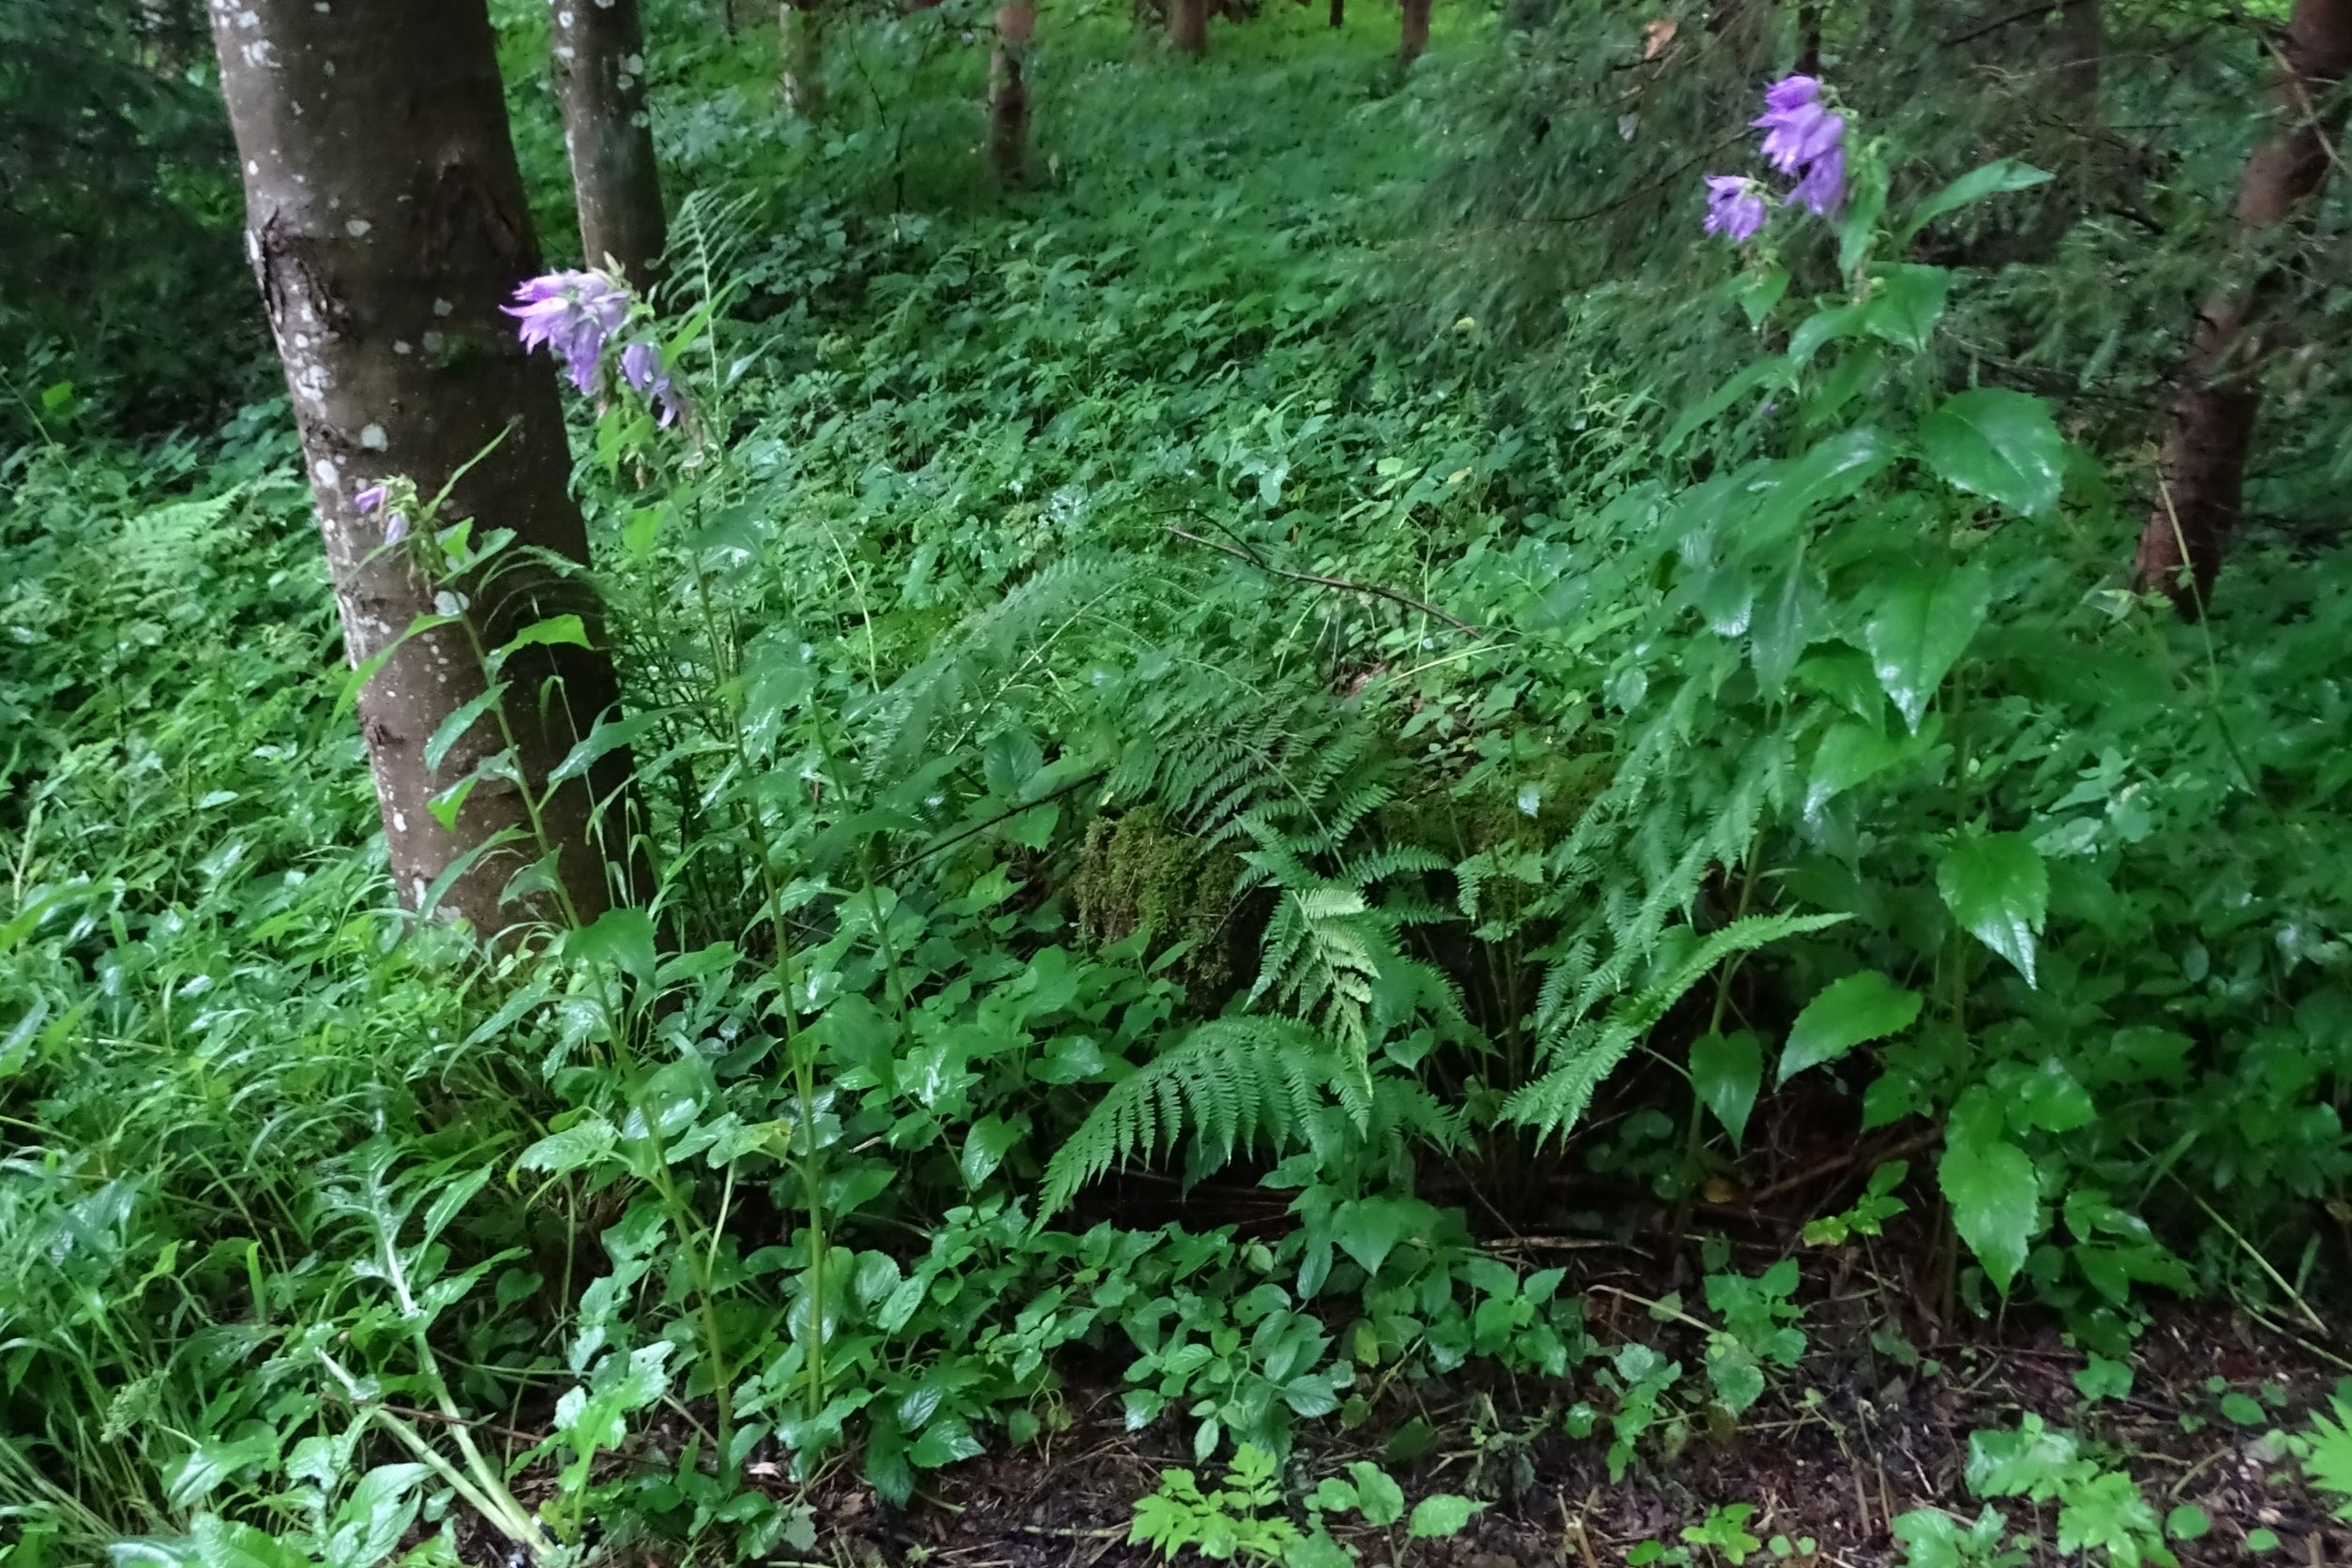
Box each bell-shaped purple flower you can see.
[505,269,633,395]
[1762,74,1818,113]
[1703,175,1769,244]
[618,339,684,427]
[1791,143,1847,215]
[1756,101,1844,176]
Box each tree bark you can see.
[2057,0,2102,113]
[553,0,668,288]
[208,0,637,937]
[1328,0,1342,27]
[988,1,1035,184]
[2133,0,2352,612]
[1170,0,1207,55]
[1399,0,1430,64]
[780,0,824,116]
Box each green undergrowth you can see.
[6,4,2352,1567]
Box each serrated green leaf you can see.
[1778,971,1922,1085]
[1939,1135,2042,1295]
[1863,560,1989,732]
[1861,264,1952,353]
[1938,833,2047,986]
[1918,389,2066,519]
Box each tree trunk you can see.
[1399,0,1429,64]
[2132,0,2352,611]
[988,1,1035,184]
[780,0,824,116]
[207,0,637,937]
[1170,0,1207,55]
[1328,0,1342,27]
[2057,0,2101,113]
[553,0,668,287]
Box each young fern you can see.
[1040,1018,1364,1216]
[1504,911,1847,1142]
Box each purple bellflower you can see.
[505,269,633,395]
[1791,143,1847,215]
[619,340,682,428]
[353,481,410,544]
[1753,71,1847,209]
[1702,176,1769,244]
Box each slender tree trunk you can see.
[1170,0,1207,55]
[553,0,668,287]
[2133,0,2352,611]
[2057,0,2102,113]
[988,1,1035,184]
[1399,0,1430,64]
[1328,0,1342,27]
[208,0,637,936]
[780,0,824,116]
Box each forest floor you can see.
[828,1307,2352,1567]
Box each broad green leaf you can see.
[1861,264,1952,354]
[550,708,662,784]
[1407,1495,1483,1539]
[1903,158,2053,241]
[1836,160,1892,279]
[1690,1030,1761,1149]
[910,1413,984,1470]
[959,1115,1022,1188]
[1939,1135,2042,1295]
[566,906,658,993]
[1664,356,1790,453]
[1747,427,1895,549]
[1937,833,2047,986]
[1748,556,1820,699]
[2006,1057,2094,1132]
[1788,303,1867,368]
[1918,389,2066,519]
[423,682,506,774]
[498,612,589,657]
[1331,1197,1410,1277]
[1778,971,1922,1085]
[1347,1461,1406,1527]
[1805,718,1910,817]
[1862,560,1990,731]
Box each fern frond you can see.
[1040,1019,1348,1215]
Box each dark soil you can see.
[792,1292,2352,1568]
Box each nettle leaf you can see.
[1939,1134,2043,1295]
[1937,833,2047,986]
[1778,971,1922,1086]
[1862,560,1990,732]
[1690,1030,1761,1150]
[1917,389,2066,519]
